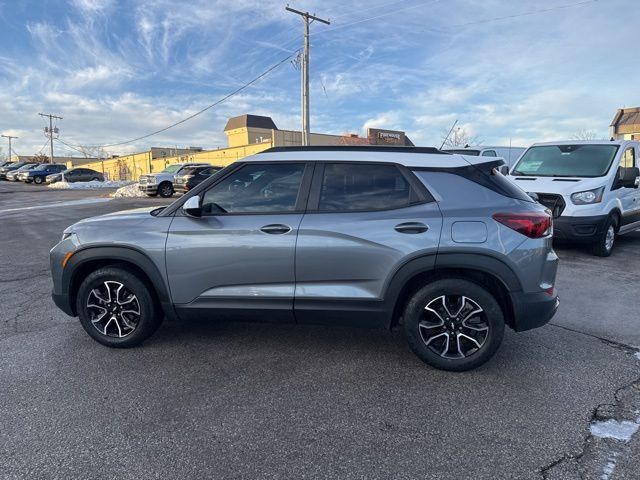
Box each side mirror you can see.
[183,195,202,217]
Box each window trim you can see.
[306,161,434,214]
[197,161,314,217]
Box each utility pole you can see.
[1,134,18,161]
[39,113,63,163]
[285,6,330,146]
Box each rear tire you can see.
[403,279,505,371]
[591,215,617,257]
[76,267,163,348]
[158,182,174,198]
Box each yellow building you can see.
[75,114,413,181]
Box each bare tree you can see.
[75,145,107,159]
[570,129,598,141]
[441,127,482,148]
[32,153,49,162]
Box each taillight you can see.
[492,212,552,238]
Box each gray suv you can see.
[50,146,559,371]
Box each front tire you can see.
[158,182,174,198]
[76,267,163,348]
[403,279,505,371]
[591,215,617,257]
[33,176,43,184]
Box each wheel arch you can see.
[64,246,176,320]
[385,253,520,330]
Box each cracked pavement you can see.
[1,181,639,479]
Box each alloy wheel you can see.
[86,281,141,338]
[419,295,489,359]
[605,225,615,252]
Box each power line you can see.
[79,52,297,149]
[446,0,599,28]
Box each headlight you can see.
[571,187,604,205]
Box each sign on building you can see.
[368,128,406,145]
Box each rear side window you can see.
[481,150,497,157]
[319,163,412,211]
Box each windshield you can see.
[445,149,481,156]
[162,165,182,174]
[513,145,619,177]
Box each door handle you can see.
[260,224,292,235]
[394,222,429,234]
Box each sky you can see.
[0,0,638,158]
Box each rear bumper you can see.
[510,290,559,332]
[553,214,608,242]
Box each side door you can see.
[165,161,313,322]
[294,162,443,327]
[616,145,640,228]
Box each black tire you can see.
[76,267,163,348]
[591,215,617,257]
[33,176,43,184]
[158,182,174,198]
[403,278,505,371]
[91,177,99,182]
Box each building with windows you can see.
[610,107,640,140]
[74,114,414,181]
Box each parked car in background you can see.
[47,168,104,184]
[509,140,640,256]
[0,160,15,169]
[0,162,30,180]
[174,165,223,194]
[6,163,39,181]
[51,146,559,371]
[138,162,210,198]
[23,163,67,184]
[444,146,526,168]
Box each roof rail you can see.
[260,146,450,155]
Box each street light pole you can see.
[285,6,330,146]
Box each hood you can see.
[70,206,159,230]
[508,175,606,196]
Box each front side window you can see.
[319,163,412,211]
[512,145,619,178]
[201,163,305,214]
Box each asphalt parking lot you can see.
[1,181,639,479]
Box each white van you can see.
[444,146,526,168]
[509,140,640,256]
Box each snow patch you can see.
[635,351,640,361]
[49,180,133,190]
[590,419,640,441]
[111,183,147,198]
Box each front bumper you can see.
[553,214,609,242]
[138,184,158,194]
[52,291,74,316]
[510,290,559,331]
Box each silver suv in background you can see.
[50,146,559,371]
[138,162,209,198]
